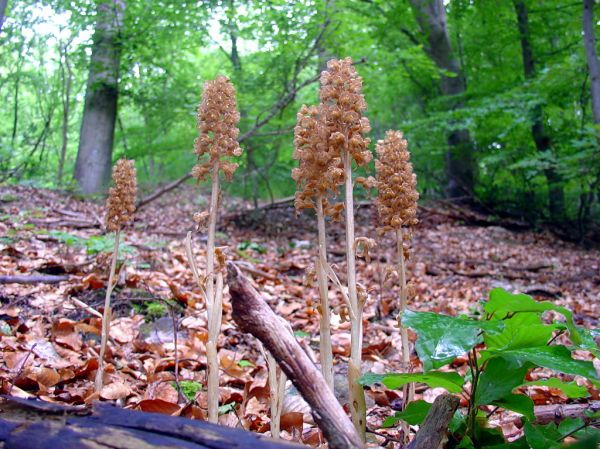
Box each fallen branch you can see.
[408,394,460,449]
[0,396,298,449]
[0,274,70,284]
[136,173,193,209]
[227,262,363,449]
[534,401,600,424]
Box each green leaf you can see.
[491,394,535,421]
[403,309,503,370]
[475,356,530,406]
[382,400,431,427]
[218,402,237,415]
[237,359,254,368]
[523,378,589,398]
[360,371,464,393]
[484,288,585,347]
[484,313,557,351]
[483,346,597,380]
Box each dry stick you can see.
[261,344,287,440]
[95,229,120,392]
[396,229,414,402]
[342,149,367,442]
[0,274,70,284]
[408,394,460,449]
[227,263,363,449]
[315,195,333,391]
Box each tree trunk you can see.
[0,0,7,34]
[513,0,565,221]
[74,0,124,195]
[408,0,474,200]
[583,0,600,125]
[58,40,73,185]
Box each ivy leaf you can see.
[360,371,464,393]
[403,309,503,370]
[523,379,589,398]
[483,346,597,380]
[491,394,535,421]
[475,356,530,406]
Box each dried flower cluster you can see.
[375,131,419,235]
[320,57,371,166]
[192,75,242,183]
[292,105,344,220]
[105,159,137,232]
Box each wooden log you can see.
[533,400,600,425]
[0,274,70,284]
[408,394,459,449]
[0,396,300,449]
[227,262,364,449]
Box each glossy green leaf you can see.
[484,313,557,351]
[475,356,530,406]
[524,421,562,449]
[523,378,589,398]
[360,370,464,393]
[484,288,584,346]
[382,400,431,427]
[403,309,503,370]
[482,346,597,380]
[491,393,535,421]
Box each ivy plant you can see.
[360,288,599,449]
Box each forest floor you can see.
[0,185,598,446]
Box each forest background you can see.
[1,0,600,239]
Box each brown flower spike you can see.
[105,159,137,232]
[320,57,371,167]
[292,104,344,219]
[192,75,242,184]
[375,130,419,235]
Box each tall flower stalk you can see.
[375,131,419,432]
[95,159,137,392]
[320,58,372,441]
[186,75,242,423]
[292,105,343,390]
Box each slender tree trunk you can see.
[58,41,73,185]
[583,0,600,124]
[74,0,125,194]
[513,0,565,221]
[408,0,474,200]
[0,0,8,34]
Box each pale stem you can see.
[265,349,286,439]
[397,228,413,439]
[316,195,334,391]
[95,228,120,392]
[206,161,221,424]
[342,148,366,442]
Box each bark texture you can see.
[408,393,460,449]
[408,0,474,199]
[513,0,565,221]
[0,396,300,449]
[227,263,363,449]
[74,0,124,195]
[583,0,600,124]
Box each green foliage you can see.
[2,0,599,227]
[144,301,166,321]
[362,288,599,448]
[173,380,202,402]
[50,231,136,256]
[236,240,267,254]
